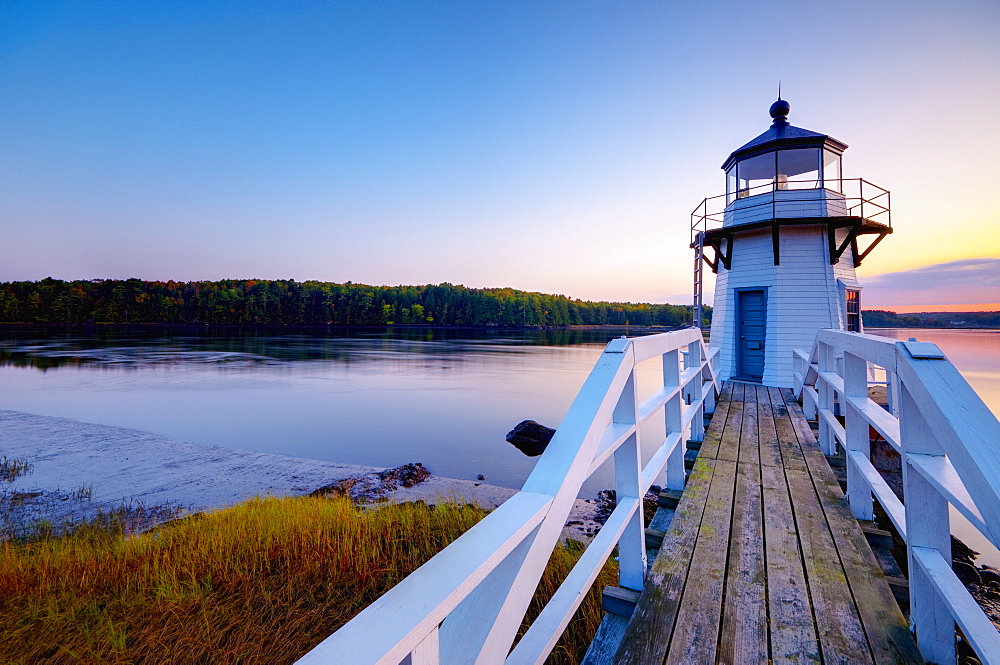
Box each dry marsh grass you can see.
[0,495,615,664]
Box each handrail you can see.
[792,330,1000,664]
[297,328,721,665]
[690,177,892,245]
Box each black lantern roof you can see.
[721,99,848,171]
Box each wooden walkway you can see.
[613,381,923,665]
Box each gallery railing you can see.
[296,328,720,665]
[690,177,891,244]
[793,330,1000,664]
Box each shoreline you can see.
[0,410,602,538]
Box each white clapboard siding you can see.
[710,219,860,387]
[723,190,850,227]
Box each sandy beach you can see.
[0,409,601,537]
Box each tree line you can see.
[863,309,1000,329]
[0,278,707,328]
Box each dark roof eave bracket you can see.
[855,232,890,267]
[829,223,862,264]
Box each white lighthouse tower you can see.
[692,98,892,387]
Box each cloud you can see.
[863,258,1000,307]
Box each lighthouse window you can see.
[823,149,842,192]
[727,165,737,204]
[736,153,775,197]
[846,289,861,332]
[776,148,821,190]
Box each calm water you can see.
[0,326,661,494]
[869,328,1000,566]
[870,328,1000,418]
[1,326,998,498]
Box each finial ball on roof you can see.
[769,98,790,119]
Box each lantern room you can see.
[723,99,845,205]
[690,98,892,387]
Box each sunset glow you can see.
[2,1,998,308]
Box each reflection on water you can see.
[870,328,1000,567]
[2,326,998,503]
[0,326,637,370]
[0,325,662,494]
[870,328,1000,418]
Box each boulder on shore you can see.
[506,420,556,457]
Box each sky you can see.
[2,1,998,310]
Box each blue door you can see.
[737,290,766,380]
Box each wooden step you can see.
[686,439,702,451]
[644,527,666,550]
[683,448,699,470]
[657,489,683,509]
[885,576,910,609]
[601,585,641,618]
[860,525,895,550]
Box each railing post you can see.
[817,341,836,454]
[688,340,705,442]
[804,362,819,422]
[900,382,954,663]
[614,369,646,591]
[887,371,900,417]
[702,341,717,416]
[663,348,685,490]
[408,626,440,665]
[844,351,873,520]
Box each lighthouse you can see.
[692,98,892,387]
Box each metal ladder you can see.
[692,231,704,329]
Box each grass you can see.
[0,457,33,483]
[0,495,616,664]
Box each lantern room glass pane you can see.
[823,149,842,192]
[736,153,775,198]
[726,165,737,204]
[776,148,820,190]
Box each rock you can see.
[506,420,556,457]
[477,474,485,481]
[378,462,431,488]
[953,560,982,586]
[980,567,1000,586]
[592,488,660,528]
[952,535,980,564]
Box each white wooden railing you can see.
[296,329,719,665]
[794,330,1000,665]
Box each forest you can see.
[862,309,1000,329]
[0,278,705,328]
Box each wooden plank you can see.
[781,389,923,665]
[662,457,739,665]
[698,380,733,460]
[602,586,641,618]
[737,384,761,467]
[718,450,767,664]
[714,381,744,463]
[759,386,822,664]
[581,614,630,665]
[761,463,822,664]
[612,458,718,665]
[784,466,875,664]
[768,386,808,472]
[757,385,784,468]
